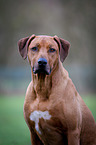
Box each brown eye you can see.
[31,47,38,51]
[49,48,56,53]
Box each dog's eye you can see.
[31,47,38,51]
[49,48,56,53]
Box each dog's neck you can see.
[31,62,67,101]
[32,72,52,100]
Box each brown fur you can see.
[18,35,96,145]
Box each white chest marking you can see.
[29,110,51,134]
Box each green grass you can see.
[0,96,31,145]
[0,95,96,145]
[82,95,96,120]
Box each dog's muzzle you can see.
[33,58,51,75]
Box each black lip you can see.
[33,67,51,75]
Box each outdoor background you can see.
[0,0,96,145]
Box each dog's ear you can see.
[18,34,36,59]
[18,37,29,59]
[54,36,70,62]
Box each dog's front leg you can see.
[30,129,44,145]
[68,129,80,145]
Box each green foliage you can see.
[0,95,96,145]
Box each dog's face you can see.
[18,35,70,75]
[28,36,60,75]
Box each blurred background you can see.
[0,0,96,95]
[0,0,96,145]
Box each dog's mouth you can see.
[32,66,51,75]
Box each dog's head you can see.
[18,34,70,75]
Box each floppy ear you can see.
[18,37,29,59]
[18,34,35,59]
[54,36,70,62]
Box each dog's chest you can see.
[29,110,52,135]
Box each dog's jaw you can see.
[32,66,51,75]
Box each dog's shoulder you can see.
[25,81,35,102]
[26,81,33,96]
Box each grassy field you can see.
[0,95,96,145]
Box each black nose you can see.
[38,58,47,66]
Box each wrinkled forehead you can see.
[29,36,58,49]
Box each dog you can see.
[18,34,96,145]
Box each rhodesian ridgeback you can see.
[18,34,96,145]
